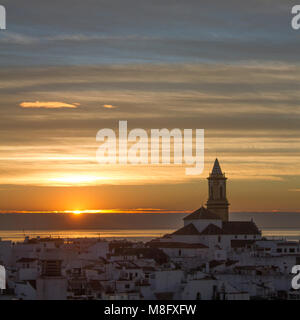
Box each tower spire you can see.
[211,158,223,176]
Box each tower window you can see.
[220,186,223,199]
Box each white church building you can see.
[148,159,262,259]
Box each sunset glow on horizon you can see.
[72,210,83,215]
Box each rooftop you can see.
[183,206,220,221]
[200,224,223,235]
[172,223,200,235]
[222,221,261,235]
[16,257,37,263]
[148,241,208,249]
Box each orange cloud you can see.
[20,101,79,109]
[103,104,117,109]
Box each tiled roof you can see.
[142,266,156,272]
[209,260,225,269]
[225,259,239,267]
[222,221,261,235]
[172,223,200,235]
[115,261,141,269]
[148,241,208,249]
[183,206,220,221]
[200,224,223,235]
[277,242,299,246]
[174,220,260,236]
[234,265,259,271]
[16,257,37,263]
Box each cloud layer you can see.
[20,101,79,109]
[0,63,299,191]
[103,104,117,109]
[1,0,299,66]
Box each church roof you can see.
[222,221,261,235]
[183,206,221,221]
[199,221,260,236]
[172,223,200,235]
[211,158,223,175]
[200,224,223,235]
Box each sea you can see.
[0,229,172,242]
[1,228,300,242]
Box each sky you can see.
[0,0,299,213]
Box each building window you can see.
[290,248,295,253]
[218,236,221,243]
[220,186,223,199]
[277,248,282,253]
[178,249,181,256]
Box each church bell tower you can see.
[206,158,229,221]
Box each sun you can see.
[72,210,83,215]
